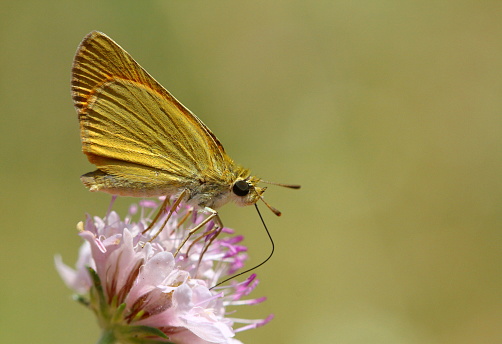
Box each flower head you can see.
[56,198,272,344]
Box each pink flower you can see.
[56,199,272,344]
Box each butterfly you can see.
[71,31,300,245]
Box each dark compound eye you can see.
[233,180,250,196]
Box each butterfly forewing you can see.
[72,31,232,193]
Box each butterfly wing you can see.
[72,31,233,194]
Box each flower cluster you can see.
[56,198,272,344]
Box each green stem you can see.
[96,330,116,344]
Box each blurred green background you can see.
[0,1,500,343]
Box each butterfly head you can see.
[231,176,298,216]
[232,176,264,203]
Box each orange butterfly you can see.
[72,31,299,244]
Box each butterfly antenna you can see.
[261,180,301,189]
[209,204,274,290]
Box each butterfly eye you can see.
[233,180,250,196]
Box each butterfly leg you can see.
[184,216,223,276]
[141,197,170,235]
[174,207,222,258]
[144,190,188,242]
[174,207,194,230]
[185,210,223,258]
[191,217,224,270]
